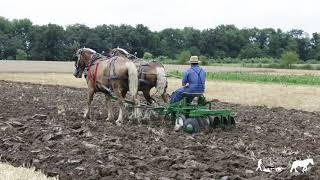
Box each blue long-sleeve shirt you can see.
[182,64,206,92]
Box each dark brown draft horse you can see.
[110,48,169,104]
[73,48,140,125]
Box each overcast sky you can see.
[1,0,319,34]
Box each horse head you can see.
[73,48,97,78]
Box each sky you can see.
[1,0,319,35]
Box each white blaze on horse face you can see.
[174,117,184,131]
[75,49,83,69]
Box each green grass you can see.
[168,71,320,86]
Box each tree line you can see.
[0,16,319,62]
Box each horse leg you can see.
[84,90,94,119]
[115,89,125,126]
[105,95,114,121]
[143,89,154,105]
[161,93,170,103]
[139,90,154,120]
[125,93,141,122]
[133,93,141,120]
[115,99,124,126]
[161,84,170,103]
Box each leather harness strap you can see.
[87,59,100,91]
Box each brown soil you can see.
[1,80,320,180]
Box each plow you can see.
[112,92,236,133]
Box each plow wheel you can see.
[230,116,236,126]
[222,116,229,127]
[209,116,221,128]
[184,118,200,133]
[222,116,236,128]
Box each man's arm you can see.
[182,70,189,86]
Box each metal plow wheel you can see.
[209,115,236,129]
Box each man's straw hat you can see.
[189,56,200,64]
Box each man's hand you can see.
[182,83,189,87]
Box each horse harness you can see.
[107,56,128,90]
[136,61,156,87]
[86,54,108,91]
[87,54,134,93]
[87,54,105,90]
[109,51,159,88]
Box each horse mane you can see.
[110,48,129,58]
[110,48,164,67]
[82,48,97,54]
[115,47,129,55]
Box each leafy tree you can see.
[281,51,299,68]
[239,44,264,59]
[159,28,184,57]
[189,46,200,56]
[143,52,153,59]
[0,32,9,59]
[16,49,27,60]
[29,24,65,60]
[12,18,32,50]
[199,55,209,65]
[28,25,47,60]
[176,50,191,64]
[288,29,311,60]
[0,16,12,34]
[199,28,216,57]
[310,33,320,60]
[1,16,320,62]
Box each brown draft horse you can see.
[73,48,140,125]
[109,48,169,104]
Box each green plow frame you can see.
[146,94,236,129]
[111,93,236,129]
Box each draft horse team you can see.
[73,47,168,124]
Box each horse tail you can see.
[125,61,139,96]
[156,67,167,95]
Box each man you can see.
[170,56,206,103]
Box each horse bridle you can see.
[75,49,83,69]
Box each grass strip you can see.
[168,71,320,86]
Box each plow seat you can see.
[182,92,204,98]
[182,92,205,105]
